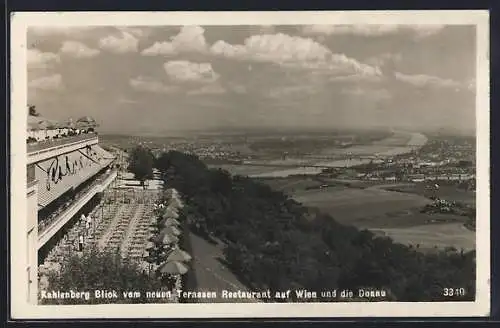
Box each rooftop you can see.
[27,132,98,154]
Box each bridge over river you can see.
[245,131,428,178]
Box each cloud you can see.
[141,26,207,56]
[288,57,381,76]
[28,26,98,37]
[394,72,462,89]
[99,31,139,53]
[210,40,247,59]
[187,84,226,95]
[28,74,63,90]
[228,84,247,94]
[115,26,152,39]
[341,86,392,100]
[211,33,331,62]
[412,25,447,38]
[267,85,318,99]
[164,60,219,83]
[142,42,175,56]
[117,97,139,104]
[366,53,402,67]
[210,33,380,77]
[60,41,100,58]
[302,25,445,38]
[27,49,60,69]
[329,74,383,83]
[129,76,179,93]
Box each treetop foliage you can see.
[156,150,475,302]
[128,146,155,186]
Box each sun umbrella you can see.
[75,121,94,129]
[168,197,183,209]
[76,116,98,125]
[162,207,179,219]
[146,241,155,250]
[166,204,179,213]
[149,233,177,245]
[161,225,181,237]
[158,260,188,275]
[160,232,179,244]
[164,189,179,198]
[162,217,180,227]
[148,235,160,243]
[166,248,192,262]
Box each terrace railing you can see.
[27,133,98,154]
[38,169,117,249]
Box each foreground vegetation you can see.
[155,150,475,302]
[41,248,167,304]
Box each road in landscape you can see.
[187,232,256,303]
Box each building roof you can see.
[27,116,62,130]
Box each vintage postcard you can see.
[10,10,490,319]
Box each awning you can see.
[35,144,115,208]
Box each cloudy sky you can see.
[27,24,476,135]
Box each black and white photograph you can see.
[10,11,490,318]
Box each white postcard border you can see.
[10,10,490,319]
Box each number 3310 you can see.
[443,288,466,297]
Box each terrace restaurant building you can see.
[26,115,117,303]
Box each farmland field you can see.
[292,187,432,224]
[384,183,475,205]
[259,176,475,251]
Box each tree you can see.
[154,149,476,302]
[128,145,154,189]
[28,104,40,116]
[41,248,167,304]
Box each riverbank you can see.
[210,131,428,178]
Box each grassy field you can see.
[260,176,475,251]
[385,183,475,205]
[292,187,432,224]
